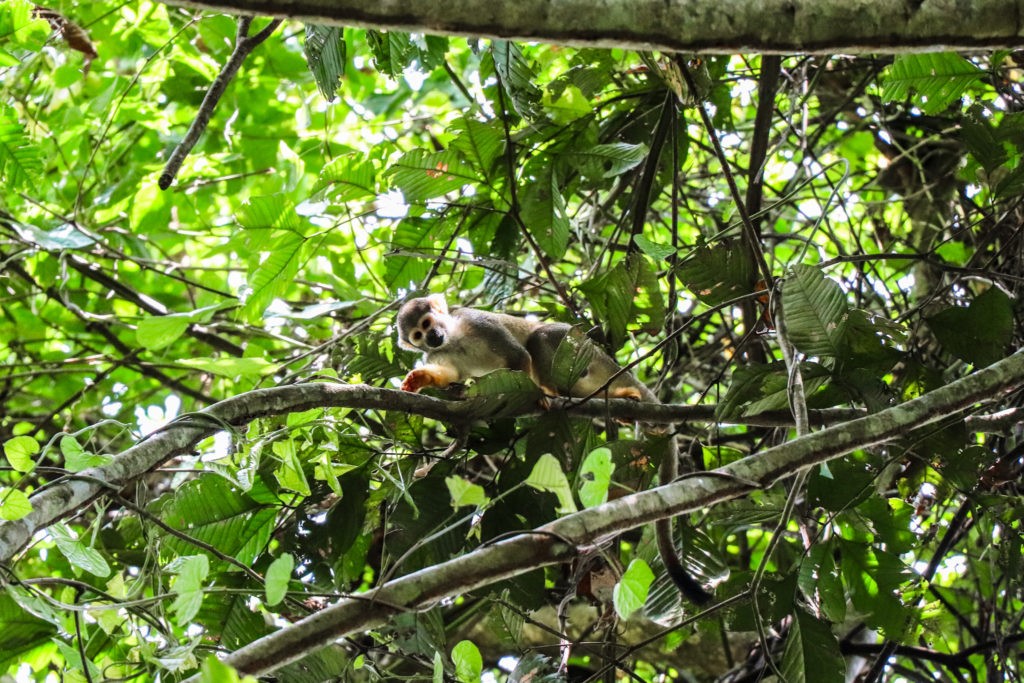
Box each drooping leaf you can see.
[50,523,111,577]
[782,265,849,358]
[445,476,488,509]
[0,107,41,189]
[242,230,305,321]
[520,162,570,258]
[264,553,294,606]
[491,41,543,120]
[304,25,346,101]
[568,142,648,179]
[525,453,577,514]
[170,554,210,627]
[578,447,613,508]
[779,608,846,683]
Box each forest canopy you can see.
[1,1,1023,681]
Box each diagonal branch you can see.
[158,16,284,190]
[176,348,1024,679]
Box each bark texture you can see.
[161,0,1024,53]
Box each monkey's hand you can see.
[400,364,460,393]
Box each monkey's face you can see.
[397,296,450,352]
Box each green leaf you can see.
[155,475,275,567]
[60,435,113,472]
[0,107,42,189]
[445,476,488,509]
[448,118,504,181]
[782,265,849,358]
[365,29,414,78]
[170,554,210,627]
[525,453,577,514]
[676,241,755,305]
[0,488,32,521]
[451,640,483,683]
[273,439,311,496]
[633,234,676,261]
[542,83,593,124]
[50,523,111,577]
[779,608,846,683]
[386,149,477,202]
[137,303,226,351]
[10,220,96,250]
[237,195,301,232]
[520,163,570,259]
[578,447,612,508]
[613,559,654,620]
[881,53,984,115]
[568,142,648,179]
[243,230,304,321]
[265,553,294,606]
[926,287,1013,367]
[491,41,543,120]
[464,368,543,418]
[312,153,377,201]
[304,24,346,101]
[3,435,37,472]
[136,314,191,350]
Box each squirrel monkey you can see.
[396,294,713,604]
[396,294,651,400]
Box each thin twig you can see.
[158,17,284,190]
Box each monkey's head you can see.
[396,294,451,352]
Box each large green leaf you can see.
[304,25,346,101]
[386,149,477,202]
[0,593,55,670]
[779,608,846,683]
[312,153,377,202]
[0,108,41,189]
[881,53,984,115]
[676,241,755,305]
[491,41,543,120]
[520,163,569,258]
[567,142,648,179]
[154,475,276,566]
[782,265,849,358]
[448,117,504,183]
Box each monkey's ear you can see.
[426,294,448,315]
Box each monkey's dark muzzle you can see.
[425,329,445,348]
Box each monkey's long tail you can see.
[656,517,713,604]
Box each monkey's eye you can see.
[410,330,423,343]
[420,318,432,331]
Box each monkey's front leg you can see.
[401,364,460,393]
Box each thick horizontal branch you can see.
[0,381,837,564]
[192,349,1024,679]
[161,0,1024,54]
